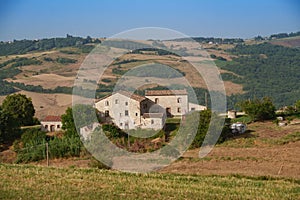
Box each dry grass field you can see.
[0,90,73,119]
[0,164,299,200]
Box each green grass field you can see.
[0,164,299,199]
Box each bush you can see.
[14,128,83,163]
[237,97,276,121]
[102,124,125,138]
[56,57,77,64]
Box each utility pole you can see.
[46,142,49,167]
[205,92,208,108]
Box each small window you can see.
[105,110,109,117]
[135,113,138,116]
[115,99,119,104]
[191,107,195,111]
[155,98,159,104]
[45,125,48,129]
[125,110,129,116]
[57,125,60,128]
[120,123,123,126]
[151,120,154,124]
[177,107,181,113]
[105,101,109,106]
[125,102,128,106]
[177,97,182,103]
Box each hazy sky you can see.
[0,0,299,41]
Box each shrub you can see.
[237,97,276,121]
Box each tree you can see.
[2,94,35,126]
[238,97,276,121]
[0,106,19,141]
[295,100,300,112]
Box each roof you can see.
[145,89,187,96]
[143,113,164,118]
[95,90,146,103]
[42,115,62,122]
[117,91,146,102]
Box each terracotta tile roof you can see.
[42,115,62,122]
[95,90,146,103]
[143,113,164,118]
[117,91,146,102]
[145,89,187,96]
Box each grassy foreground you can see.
[0,164,299,200]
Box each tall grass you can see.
[0,164,299,200]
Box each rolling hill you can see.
[0,33,299,119]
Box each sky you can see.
[0,0,299,41]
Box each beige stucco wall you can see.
[95,93,142,130]
[188,102,207,112]
[141,117,164,130]
[41,121,62,132]
[145,94,188,116]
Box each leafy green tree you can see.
[2,94,35,126]
[0,106,19,141]
[295,100,300,112]
[238,97,276,121]
[179,109,230,149]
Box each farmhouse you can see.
[95,90,206,130]
[41,115,62,132]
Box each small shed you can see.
[228,110,237,119]
[41,115,62,132]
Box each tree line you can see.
[0,34,100,56]
[221,42,300,109]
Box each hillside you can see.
[0,33,300,119]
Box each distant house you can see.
[95,90,159,130]
[189,102,207,112]
[95,90,206,130]
[41,115,62,132]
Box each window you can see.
[155,98,159,104]
[45,125,48,129]
[177,97,182,103]
[115,99,119,104]
[151,120,154,124]
[125,110,129,116]
[191,107,195,111]
[105,110,109,117]
[105,101,109,106]
[120,123,123,126]
[125,102,128,106]
[57,125,60,128]
[120,113,122,117]
[135,113,138,116]
[177,107,181,113]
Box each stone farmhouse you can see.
[41,115,62,132]
[94,90,206,130]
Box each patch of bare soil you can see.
[0,91,74,119]
[7,74,75,89]
[161,142,300,179]
[31,157,91,168]
[160,121,300,179]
